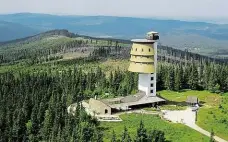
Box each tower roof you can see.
[131,39,156,43]
[147,31,158,34]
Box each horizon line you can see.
[0,12,228,24]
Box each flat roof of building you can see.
[101,96,124,105]
[100,91,166,110]
[109,96,165,109]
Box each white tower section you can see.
[138,42,157,97]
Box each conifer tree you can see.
[121,126,132,142]
[169,66,175,90]
[188,63,198,90]
[208,67,216,92]
[210,129,215,142]
[31,104,39,140]
[174,66,181,91]
[40,110,52,140]
[164,68,171,90]
[111,130,117,142]
[135,120,147,142]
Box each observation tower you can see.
[128,31,159,96]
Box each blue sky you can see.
[0,0,227,20]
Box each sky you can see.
[0,0,228,21]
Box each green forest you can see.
[0,30,227,142]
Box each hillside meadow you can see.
[197,93,228,140]
[100,113,209,142]
[159,90,228,141]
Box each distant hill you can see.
[1,13,228,56]
[1,13,228,39]
[0,20,39,42]
[0,29,227,66]
[0,29,75,46]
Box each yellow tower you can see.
[128,31,159,96]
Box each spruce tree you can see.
[135,120,147,142]
[210,129,215,142]
[164,68,171,90]
[157,131,166,142]
[111,130,117,142]
[31,104,39,140]
[121,126,132,142]
[169,66,175,90]
[174,66,181,91]
[40,110,52,140]
[188,63,198,90]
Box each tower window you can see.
[151,77,154,80]
[136,48,137,51]
[149,48,151,52]
[150,90,154,93]
[151,83,153,87]
[142,48,143,52]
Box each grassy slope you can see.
[100,59,129,72]
[0,34,127,52]
[0,36,71,51]
[158,90,220,106]
[0,57,130,74]
[101,114,209,142]
[159,90,228,141]
[196,93,228,140]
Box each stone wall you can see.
[89,98,111,115]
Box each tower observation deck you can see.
[128,31,159,96]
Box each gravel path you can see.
[162,108,227,142]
